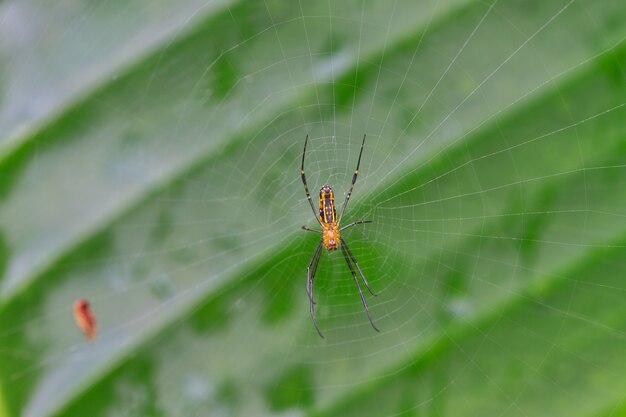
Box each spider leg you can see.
[307,241,323,303]
[309,256,324,337]
[338,134,366,223]
[307,240,324,338]
[301,135,323,226]
[306,240,323,302]
[339,220,372,231]
[342,238,377,297]
[340,242,380,332]
[302,225,322,233]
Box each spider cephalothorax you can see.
[300,134,379,337]
[321,222,340,250]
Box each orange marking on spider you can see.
[73,298,97,341]
[300,134,378,338]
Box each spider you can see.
[300,134,379,338]
[73,298,97,341]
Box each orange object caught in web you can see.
[73,298,97,340]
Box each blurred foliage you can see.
[1,0,626,416]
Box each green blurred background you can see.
[1,0,626,416]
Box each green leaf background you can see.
[2,0,626,416]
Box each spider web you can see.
[1,0,626,416]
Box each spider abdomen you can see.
[319,185,337,224]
